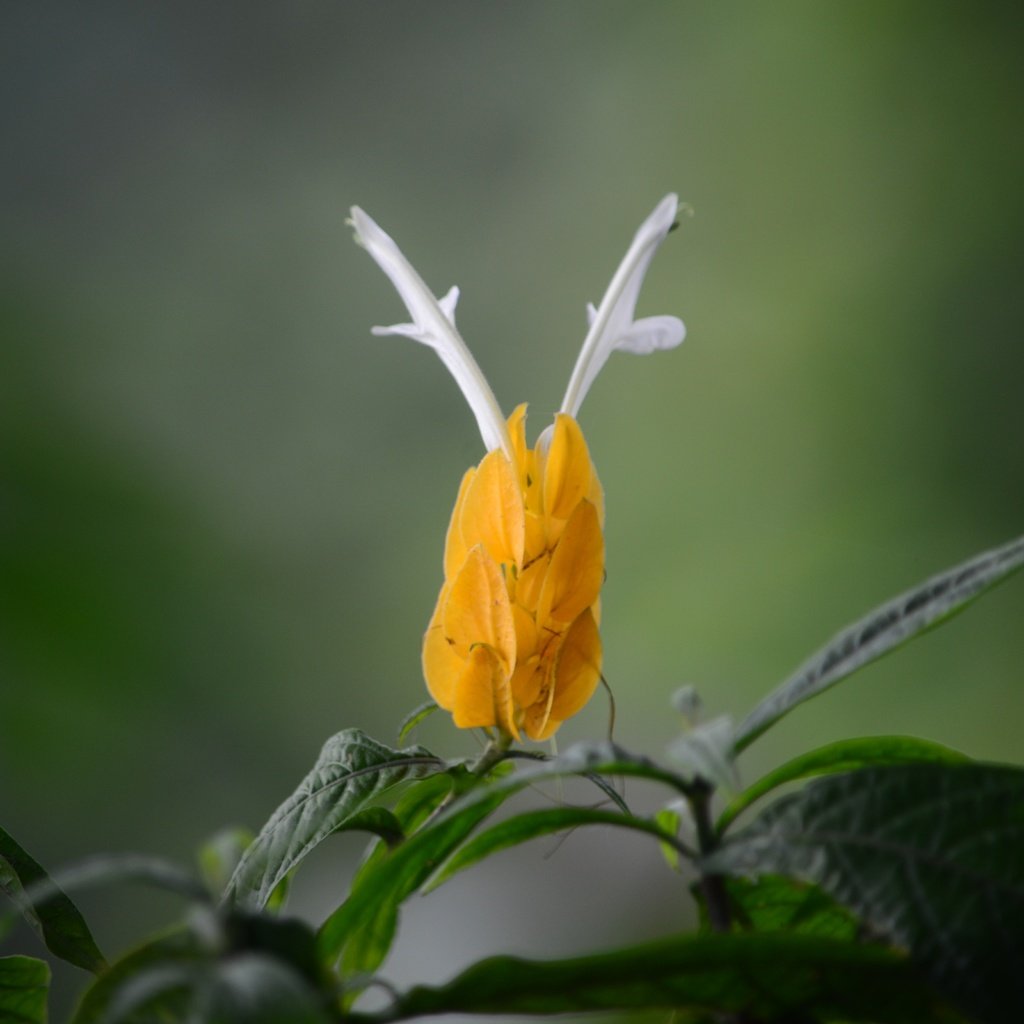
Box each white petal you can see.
[616,315,686,355]
[561,194,683,417]
[438,285,460,325]
[350,207,510,455]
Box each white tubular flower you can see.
[349,206,512,457]
[561,193,686,417]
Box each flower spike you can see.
[353,195,684,742]
[349,206,512,457]
[561,193,685,417]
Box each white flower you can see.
[562,194,686,417]
[349,194,685,447]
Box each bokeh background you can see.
[3,2,1023,1016]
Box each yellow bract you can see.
[351,195,684,743]
[423,405,604,741]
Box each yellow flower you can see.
[351,196,684,740]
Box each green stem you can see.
[691,780,731,934]
[421,732,514,830]
[469,731,514,778]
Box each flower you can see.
[350,195,684,740]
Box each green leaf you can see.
[359,933,956,1023]
[0,956,49,1024]
[710,875,860,940]
[202,954,332,1024]
[225,729,444,908]
[71,928,203,1024]
[318,784,510,982]
[0,825,106,973]
[397,700,438,743]
[704,762,1024,1024]
[73,926,332,1024]
[348,773,461,892]
[319,739,690,985]
[733,533,1024,752]
[655,806,684,871]
[425,806,687,892]
[717,735,967,833]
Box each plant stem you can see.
[691,779,731,934]
[470,731,513,777]
[421,732,514,829]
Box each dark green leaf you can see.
[348,772,461,894]
[0,825,106,973]
[71,928,204,1024]
[203,953,332,1024]
[319,740,690,984]
[425,806,688,892]
[318,785,510,981]
[0,956,49,1024]
[734,533,1024,752]
[717,735,967,833]
[712,875,860,940]
[704,762,1024,1024]
[335,807,405,849]
[73,927,332,1024]
[397,701,438,743]
[226,729,444,908]
[359,933,956,1023]
[223,911,323,990]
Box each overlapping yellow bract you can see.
[423,405,605,741]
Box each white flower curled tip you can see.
[348,206,512,457]
[561,193,686,417]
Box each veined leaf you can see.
[0,825,106,973]
[319,740,685,983]
[425,806,688,892]
[0,956,49,1024]
[717,735,967,833]
[355,933,956,1023]
[225,729,444,908]
[704,762,1024,1024]
[734,533,1024,752]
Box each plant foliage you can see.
[4,535,1022,1023]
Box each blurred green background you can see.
[3,1,1023,1015]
